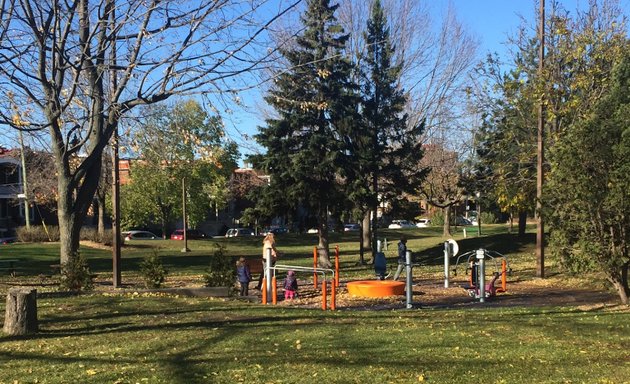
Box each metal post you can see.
[265,248,272,301]
[444,241,451,288]
[536,0,546,278]
[111,128,122,288]
[405,250,413,309]
[181,177,189,253]
[476,249,485,303]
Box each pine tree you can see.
[350,0,425,257]
[253,0,356,267]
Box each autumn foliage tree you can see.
[546,49,630,305]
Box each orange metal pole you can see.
[330,279,336,311]
[321,280,327,311]
[335,245,340,287]
[272,276,277,305]
[501,259,507,292]
[313,247,318,289]
[262,278,267,304]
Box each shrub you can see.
[16,225,60,242]
[431,211,445,226]
[80,227,113,246]
[59,252,94,292]
[203,243,235,287]
[139,249,168,289]
[479,212,498,224]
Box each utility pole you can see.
[181,177,190,253]
[536,0,546,278]
[110,4,121,288]
[17,130,30,230]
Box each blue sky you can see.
[3,0,630,161]
[442,0,630,57]
[230,0,630,162]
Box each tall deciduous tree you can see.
[0,0,298,264]
[469,0,627,238]
[546,49,630,305]
[419,142,462,237]
[122,101,237,237]
[253,0,356,267]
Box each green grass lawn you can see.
[0,294,628,383]
[1,225,629,383]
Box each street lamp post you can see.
[181,177,190,253]
[17,130,30,230]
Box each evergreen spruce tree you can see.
[350,0,425,258]
[252,0,356,267]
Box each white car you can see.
[416,219,431,228]
[388,220,415,229]
[225,228,255,237]
[343,223,360,232]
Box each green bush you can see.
[431,211,445,226]
[59,252,94,292]
[479,212,498,224]
[139,249,168,289]
[203,243,235,287]
[16,225,60,242]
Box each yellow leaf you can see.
[86,369,97,376]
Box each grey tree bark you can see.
[3,288,38,336]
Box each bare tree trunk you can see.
[316,209,332,268]
[56,153,102,264]
[57,178,81,265]
[97,195,106,239]
[443,206,452,237]
[609,261,629,305]
[361,212,371,262]
[608,274,629,305]
[3,288,38,336]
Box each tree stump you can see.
[3,287,38,336]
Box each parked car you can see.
[344,223,361,232]
[388,220,415,229]
[261,226,288,236]
[170,229,206,240]
[455,216,473,226]
[307,228,319,234]
[415,219,431,228]
[225,228,255,238]
[0,237,16,245]
[122,230,159,241]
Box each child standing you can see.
[236,257,252,296]
[283,270,298,300]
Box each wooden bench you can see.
[0,259,19,277]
